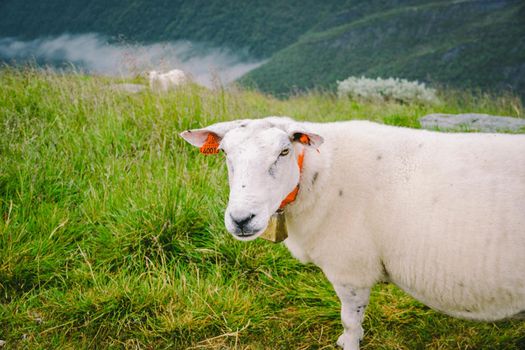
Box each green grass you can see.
[0,67,524,349]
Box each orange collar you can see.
[279,149,305,209]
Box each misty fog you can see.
[0,33,265,87]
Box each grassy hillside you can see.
[0,67,524,349]
[241,0,525,97]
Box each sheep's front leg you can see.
[333,284,371,350]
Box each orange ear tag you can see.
[199,133,220,155]
[299,134,310,145]
[298,133,320,153]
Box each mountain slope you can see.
[0,0,344,58]
[0,0,523,96]
[240,0,525,96]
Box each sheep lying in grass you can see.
[148,69,188,91]
[180,117,525,350]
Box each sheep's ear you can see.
[290,130,324,149]
[179,129,221,154]
[281,121,323,149]
[179,119,247,154]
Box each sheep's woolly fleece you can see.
[181,117,525,350]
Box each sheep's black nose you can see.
[230,213,256,233]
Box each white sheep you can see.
[148,69,188,91]
[180,117,525,350]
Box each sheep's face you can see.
[180,118,323,241]
[220,125,301,240]
[147,70,158,80]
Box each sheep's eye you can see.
[279,149,290,157]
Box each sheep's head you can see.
[148,70,159,80]
[180,117,323,241]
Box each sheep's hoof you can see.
[337,333,359,350]
[336,334,345,348]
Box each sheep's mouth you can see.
[234,232,257,238]
[233,228,262,237]
[231,226,266,240]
